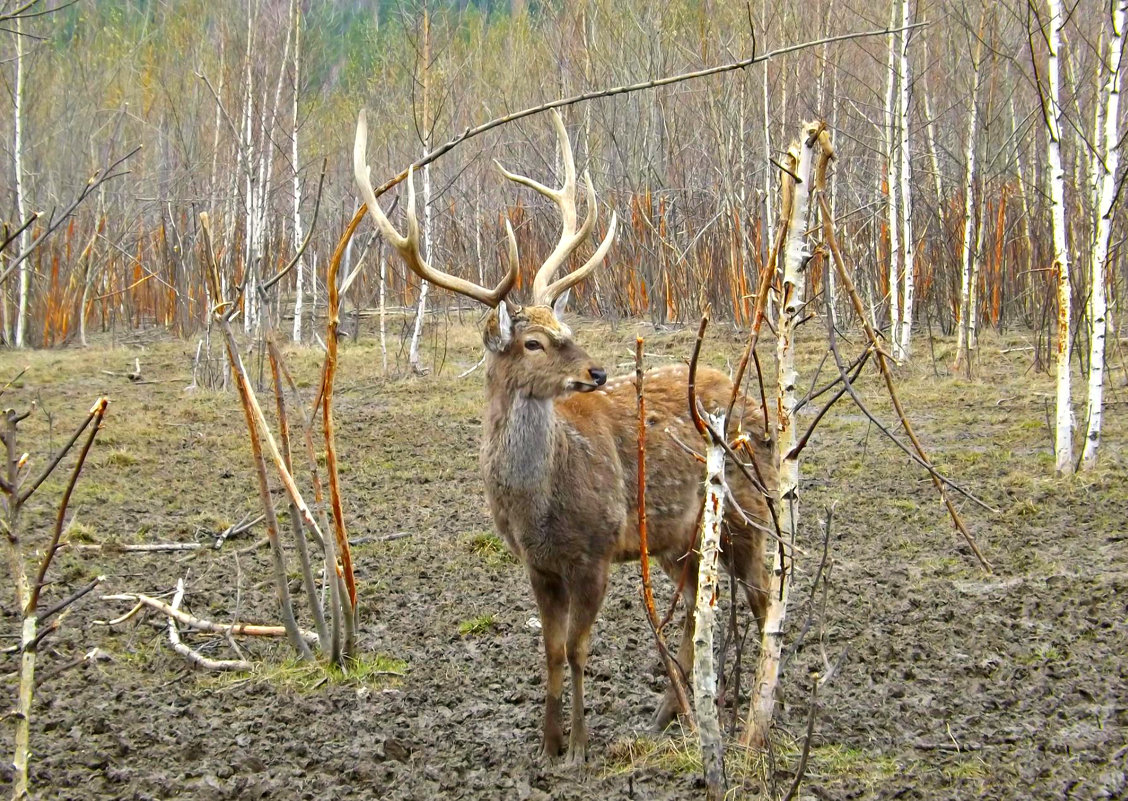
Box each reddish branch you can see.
[321,211,361,626]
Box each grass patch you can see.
[811,743,901,784]
[602,731,796,789]
[942,754,989,782]
[467,531,516,567]
[602,733,702,778]
[458,614,496,637]
[204,654,408,693]
[1016,642,1064,665]
[104,448,140,467]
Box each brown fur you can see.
[480,304,773,763]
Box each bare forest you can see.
[2,0,1126,799]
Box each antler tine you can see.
[540,210,618,306]
[504,219,520,285]
[353,110,516,308]
[495,110,609,306]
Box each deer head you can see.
[353,109,617,392]
[482,299,607,399]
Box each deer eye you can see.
[524,339,543,351]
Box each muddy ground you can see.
[2,318,1126,800]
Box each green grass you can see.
[466,530,516,567]
[810,744,901,784]
[205,654,408,693]
[458,613,496,637]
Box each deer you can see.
[354,109,773,764]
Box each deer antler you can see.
[353,110,518,308]
[495,110,617,307]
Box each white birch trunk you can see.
[408,11,432,375]
[695,410,727,800]
[884,4,902,355]
[1047,0,1073,475]
[12,614,36,798]
[955,41,983,370]
[408,160,432,374]
[379,248,388,373]
[827,60,840,322]
[240,8,256,335]
[14,15,29,348]
[747,125,818,748]
[1083,0,1126,470]
[256,17,293,334]
[898,0,915,360]
[969,194,987,354]
[291,2,305,343]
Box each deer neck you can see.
[481,368,559,494]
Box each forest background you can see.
[1,0,1124,385]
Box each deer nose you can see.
[589,367,607,386]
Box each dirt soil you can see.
[2,319,1126,800]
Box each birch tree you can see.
[291,1,306,343]
[1043,0,1073,475]
[13,15,29,348]
[954,23,985,371]
[745,123,823,749]
[897,0,915,360]
[408,8,433,376]
[883,3,902,355]
[694,407,727,801]
[1082,0,1126,470]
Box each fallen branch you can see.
[100,590,319,644]
[72,541,205,553]
[214,513,265,549]
[166,579,252,672]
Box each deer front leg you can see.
[529,568,568,760]
[564,564,608,765]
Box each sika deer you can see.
[354,110,773,763]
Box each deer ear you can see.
[483,301,514,352]
[552,289,571,320]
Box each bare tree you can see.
[1041,0,1075,475]
[897,0,915,360]
[1082,0,1126,469]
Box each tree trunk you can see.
[745,123,823,749]
[898,0,915,360]
[1082,0,1126,469]
[695,410,727,801]
[884,2,902,355]
[955,27,985,371]
[1046,0,1073,475]
[291,2,306,343]
[409,9,432,375]
[14,15,29,348]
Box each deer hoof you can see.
[566,739,588,766]
[652,695,680,733]
[537,734,564,763]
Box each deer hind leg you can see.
[563,564,609,765]
[529,567,568,760]
[653,552,699,732]
[723,520,770,635]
